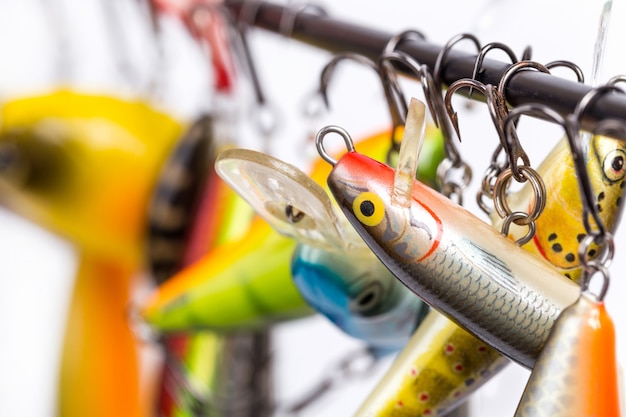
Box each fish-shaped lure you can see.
[214,121,444,354]
[492,134,626,283]
[140,216,312,332]
[514,289,621,416]
[319,117,581,369]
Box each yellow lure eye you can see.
[353,192,385,226]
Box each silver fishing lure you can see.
[317,115,581,369]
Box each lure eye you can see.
[603,149,626,182]
[353,192,385,227]
[351,281,383,314]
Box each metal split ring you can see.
[493,166,546,226]
[579,232,615,271]
[500,211,537,246]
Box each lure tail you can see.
[514,293,621,417]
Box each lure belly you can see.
[327,151,580,369]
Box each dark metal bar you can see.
[224,0,626,140]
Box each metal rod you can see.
[224,0,626,140]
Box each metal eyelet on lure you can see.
[215,116,430,356]
[317,104,582,369]
[511,99,622,417]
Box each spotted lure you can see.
[491,134,626,283]
[319,124,581,369]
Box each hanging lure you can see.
[352,82,626,416]
[139,215,312,332]
[514,280,620,416]
[146,115,219,283]
[214,104,441,354]
[318,98,581,369]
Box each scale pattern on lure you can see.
[492,135,626,282]
[214,129,443,354]
[325,147,581,368]
[514,293,621,416]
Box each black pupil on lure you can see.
[360,200,375,217]
[613,155,624,172]
[359,291,375,307]
[285,205,305,223]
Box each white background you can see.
[0,0,625,416]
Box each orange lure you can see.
[514,291,621,416]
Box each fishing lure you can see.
[0,90,184,265]
[514,285,621,416]
[318,103,582,369]
[140,215,312,331]
[0,90,185,417]
[144,114,262,416]
[146,115,218,283]
[214,105,444,355]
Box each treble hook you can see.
[378,31,439,166]
[468,42,518,99]
[318,53,382,110]
[316,51,425,167]
[380,30,428,128]
[502,91,618,297]
[432,33,481,90]
[570,84,625,238]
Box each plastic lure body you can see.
[514,293,621,416]
[352,133,626,417]
[326,150,580,368]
